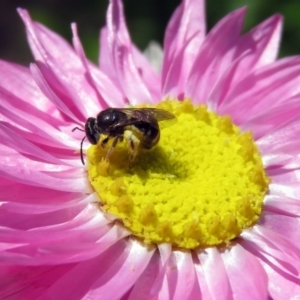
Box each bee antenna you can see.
[80,136,86,165]
[72,126,85,132]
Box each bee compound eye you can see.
[85,117,100,145]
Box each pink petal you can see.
[236,14,282,67]
[0,263,76,299]
[241,98,300,140]
[210,15,283,110]
[257,114,300,151]
[18,9,100,120]
[267,168,300,186]
[0,145,89,193]
[219,57,300,124]
[71,23,110,109]
[186,8,246,103]
[80,239,154,299]
[99,27,119,87]
[257,121,300,171]
[0,85,81,151]
[194,256,213,300]
[128,250,162,300]
[0,179,93,213]
[197,247,232,300]
[106,0,153,104]
[102,32,161,101]
[166,251,196,300]
[71,23,126,109]
[0,60,56,115]
[242,226,300,279]
[30,63,82,123]
[269,182,300,199]
[0,122,71,166]
[258,258,300,299]
[162,0,205,98]
[147,243,172,297]
[0,241,128,299]
[131,44,161,102]
[0,212,128,265]
[221,243,268,300]
[263,194,300,217]
[259,211,300,248]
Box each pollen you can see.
[87,99,269,249]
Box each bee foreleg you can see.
[100,136,110,148]
[105,136,120,161]
[124,130,140,168]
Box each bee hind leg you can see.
[124,130,140,168]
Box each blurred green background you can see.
[0,0,299,66]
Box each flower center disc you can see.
[87,100,269,249]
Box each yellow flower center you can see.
[87,99,269,249]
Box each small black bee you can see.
[73,107,176,167]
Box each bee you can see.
[72,107,176,167]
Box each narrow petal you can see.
[162,0,205,98]
[236,14,282,67]
[166,251,196,300]
[257,118,300,171]
[258,258,300,299]
[0,60,55,115]
[221,243,268,300]
[25,241,127,299]
[128,250,162,300]
[0,79,80,140]
[263,194,300,217]
[269,182,300,199]
[209,15,282,110]
[148,243,172,297]
[30,63,82,123]
[242,226,300,278]
[71,23,110,109]
[259,211,300,248]
[100,27,155,106]
[0,182,93,213]
[99,27,119,84]
[131,44,161,102]
[267,168,300,185]
[186,8,246,103]
[0,91,78,151]
[197,247,232,300]
[0,123,71,166]
[0,145,90,193]
[241,98,300,140]
[194,256,213,300]
[18,9,99,120]
[106,0,153,104]
[0,263,76,299]
[0,214,128,265]
[81,239,154,299]
[219,57,300,124]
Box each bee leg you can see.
[100,136,110,148]
[124,130,140,168]
[105,136,120,161]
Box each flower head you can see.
[1,0,300,299]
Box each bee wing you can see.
[115,108,177,129]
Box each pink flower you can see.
[1,0,300,299]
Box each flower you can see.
[1,0,300,299]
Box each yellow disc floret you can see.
[87,99,269,249]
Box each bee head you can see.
[85,117,101,145]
